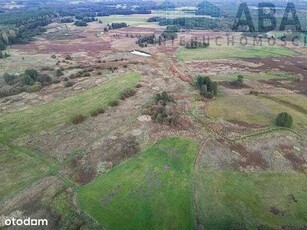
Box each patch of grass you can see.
[195,170,307,229]
[177,42,296,61]
[0,72,141,143]
[0,149,48,202]
[211,71,298,82]
[79,137,198,230]
[96,15,154,26]
[207,95,307,127]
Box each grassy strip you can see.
[0,72,141,143]
[79,137,198,230]
[211,71,298,82]
[177,44,296,61]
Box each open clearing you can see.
[195,171,307,229]
[97,15,154,26]
[177,43,296,61]
[207,95,307,127]
[211,71,298,81]
[195,134,307,229]
[79,137,198,230]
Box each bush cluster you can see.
[90,108,105,117]
[195,75,217,98]
[121,136,140,157]
[109,100,119,107]
[120,89,136,100]
[71,114,86,125]
[144,92,179,126]
[0,69,52,97]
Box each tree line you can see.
[155,17,230,30]
[137,26,178,47]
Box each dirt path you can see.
[168,59,193,83]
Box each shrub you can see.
[69,74,77,79]
[71,114,86,124]
[249,90,259,96]
[30,82,42,92]
[200,84,207,96]
[90,108,105,117]
[20,74,35,86]
[237,75,244,84]
[195,75,217,97]
[0,86,20,97]
[275,112,293,128]
[56,69,64,77]
[64,81,75,88]
[109,100,119,107]
[3,73,17,85]
[120,89,136,100]
[96,108,105,114]
[121,136,140,157]
[65,55,73,60]
[148,92,179,126]
[204,92,214,99]
[38,74,52,85]
[155,91,175,104]
[74,21,88,27]
[90,110,99,117]
[25,69,38,81]
[52,79,61,84]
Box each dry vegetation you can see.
[1,10,307,230]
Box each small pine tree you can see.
[25,69,38,81]
[275,112,293,128]
[212,82,218,96]
[237,75,244,84]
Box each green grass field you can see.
[0,72,140,202]
[211,71,298,82]
[78,137,198,230]
[0,72,141,143]
[177,43,296,61]
[195,170,307,229]
[0,149,49,201]
[207,95,307,127]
